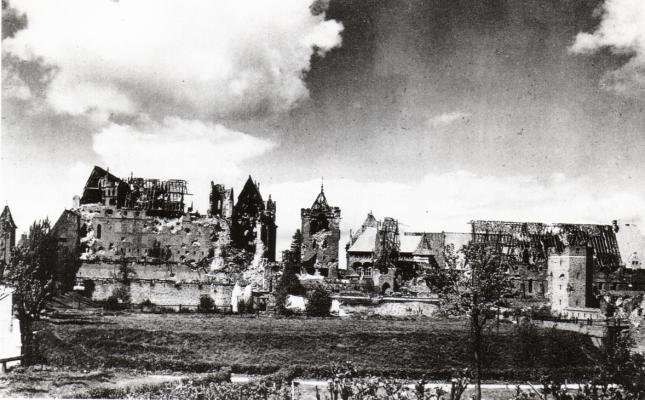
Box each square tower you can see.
[300,184,341,278]
[548,245,594,314]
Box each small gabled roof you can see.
[0,205,17,230]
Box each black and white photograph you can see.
[1,0,645,398]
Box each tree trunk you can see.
[473,329,482,400]
[19,318,34,366]
[471,309,482,400]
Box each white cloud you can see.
[426,112,470,128]
[570,0,645,97]
[0,160,90,234]
[266,171,645,265]
[0,118,274,234]
[92,117,275,211]
[4,0,343,119]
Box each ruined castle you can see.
[3,169,645,317]
[52,166,277,310]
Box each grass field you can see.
[33,312,599,380]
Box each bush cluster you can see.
[305,287,332,317]
[197,295,217,313]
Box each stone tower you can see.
[300,184,341,278]
[0,205,17,276]
[548,245,594,314]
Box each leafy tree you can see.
[58,244,82,293]
[425,242,513,400]
[306,286,332,317]
[274,262,305,315]
[115,256,136,285]
[107,256,136,306]
[2,220,58,365]
[594,325,645,397]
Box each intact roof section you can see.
[615,221,645,267]
[399,234,423,253]
[348,226,377,253]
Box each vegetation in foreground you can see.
[33,312,598,382]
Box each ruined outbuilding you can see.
[470,220,627,317]
[345,213,441,294]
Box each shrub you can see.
[514,319,540,367]
[104,295,121,311]
[82,279,96,298]
[237,298,253,314]
[306,287,332,317]
[140,299,154,308]
[198,295,216,313]
[178,305,192,313]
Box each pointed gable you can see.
[236,175,264,209]
[311,185,329,211]
[362,212,378,228]
[80,165,122,205]
[0,205,16,230]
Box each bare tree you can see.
[2,220,58,365]
[426,242,513,400]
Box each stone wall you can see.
[77,261,207,282]
[89,279,234,309]
[332,298,438,317]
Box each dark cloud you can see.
[2,0,27,40]
[3,53,57,98]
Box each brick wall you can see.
[83,207,229,264]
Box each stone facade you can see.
[300,186,341,278]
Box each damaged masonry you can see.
[60,166,277,311]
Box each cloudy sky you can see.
[2,0,644,261]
